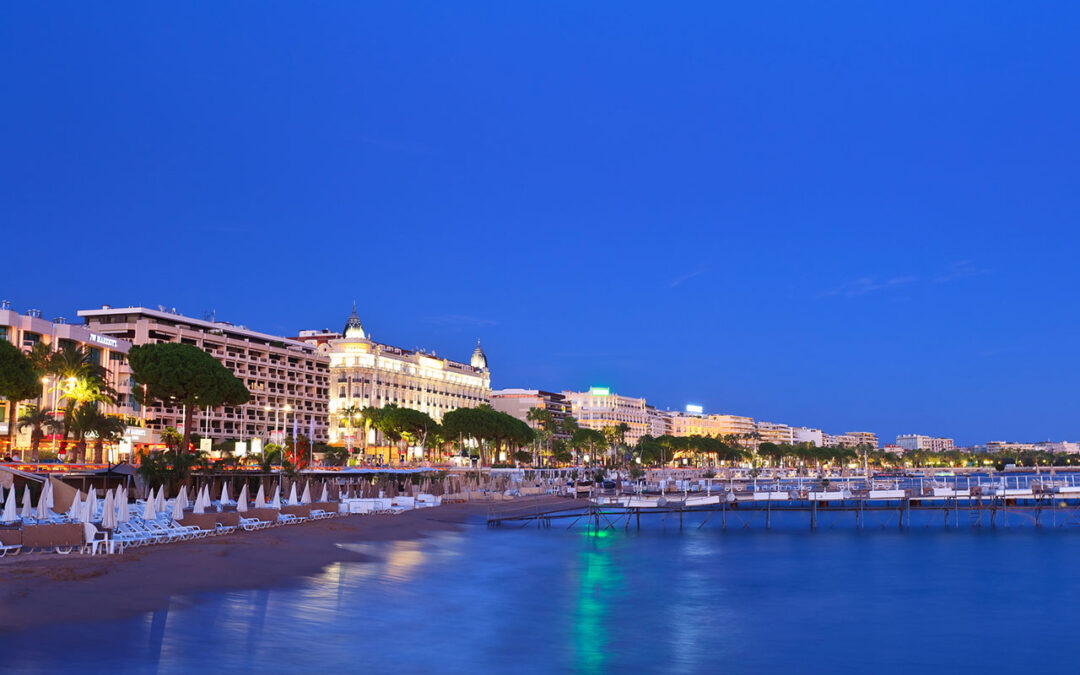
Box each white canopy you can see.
[237,483,249,513]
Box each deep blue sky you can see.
[3,3,1079,446]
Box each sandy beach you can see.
[0,503,495,633]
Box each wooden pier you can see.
[487,492,1080,531]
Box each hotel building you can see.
[317,308,491,446]
[826,431,880,448]
[1,302,136,445]
[896,434,955,453]
[491,389,573,438]
[563,388,654,445]
[79,306,330,445]
[756,421,794,446]
[792,427,824,447]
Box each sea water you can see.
[2,522,1078,673]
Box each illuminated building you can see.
[319,307,491,446]
[79,306,330,445]
[0,302,136,451]
[792,427,824,446]
[825,431,880,448]
[563,387,653,445]
[491,389,572,438]
[896,434,955,452]
[755,421,794,445]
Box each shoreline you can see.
[0,503,492,633]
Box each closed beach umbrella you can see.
[67,491,83,521]
[172,493,185,520]
[20,485,33,520]
[319,482,329,503]
[101,490,116,530]
[44,480,54,509]
[272,483,282,509]
[156,486,166,513]
[85,489,98,522]
[35,487,49,520]
[287,482,299,506]
[237,483,249,513]
[118,488,130,523]
[177,485,189,511]
[220,482,231,505]
[300,481,312,505]
[254,484,266,508]
[142,492,157,520]
[193,490,205,515]
[1,488,17,523]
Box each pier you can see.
[487,474,1080,531]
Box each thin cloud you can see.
[668,267,708,289]
[934,260,990,283]
[823,261,989,299]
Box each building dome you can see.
[470,339,488,369]
[343,302,365,339]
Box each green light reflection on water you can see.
[573,530,623,673]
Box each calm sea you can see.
[2,520,1078,673]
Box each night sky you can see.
[3,3,1079,445]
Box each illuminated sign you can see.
[686,404,704,415]
[89,333,119,348]
[589,386,610,396]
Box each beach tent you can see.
[287,482,299,506]
[271,483,282,509]
[300,481,312,505]
[20,485,33,520]
[0,488,16,523]
[101,490,116,530]
[237,483,249,513]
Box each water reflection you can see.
[573,532,622,673]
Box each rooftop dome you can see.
[470,339,488,369]
[343,302,365,339]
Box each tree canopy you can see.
[128,343,250,453]
[0,340,42,453]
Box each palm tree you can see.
[339,404,362,451]
[17,405,60,462]
[66,403,98,463]
[89,412,127,463]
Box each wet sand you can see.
[0,503,495,632]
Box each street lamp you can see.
[283,404,292,464]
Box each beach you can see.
[0,502,493,632]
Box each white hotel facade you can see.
[317,308,491,446]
